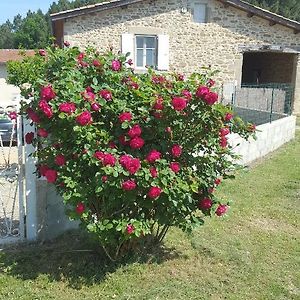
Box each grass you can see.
[0,132,299,300]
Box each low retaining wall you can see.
[34,116,296,240]
[228,115,296,165]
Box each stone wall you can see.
[228,115,296,165]
[63,0,300,115]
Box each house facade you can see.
[51,0,300,115]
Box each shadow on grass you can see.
[0,229,183,289]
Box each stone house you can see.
[50,0,300,115]
[0,49,34,111]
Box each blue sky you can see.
[0,0,55,24]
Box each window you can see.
[193,3,207,23]
[135,35,157,69]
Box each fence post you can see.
[270,88,274,123]
[23,118,38,241]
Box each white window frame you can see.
[193,3,208,23]
[135,35,158,70]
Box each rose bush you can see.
[8,45,255,260]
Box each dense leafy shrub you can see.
[8,45,255,260]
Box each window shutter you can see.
[157,34,169,71]
[121,33,134,61]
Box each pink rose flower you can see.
[45,169,57,183]
[101,175,108,183]
[40,85,56,101]
[170,162,180,173]
[199,197,213,210]
[120,155,141,174]
[224,113,233,121]
[215,204,228,216]
[102,153,116,167]
[128,124,142,138]
[126,224,135,234]
[38,100,53,118]
[129,137,144,149]
[150,167,158,178]
[77,53,85,60]
[94,151,105,161]
[195,86,209,99]
[82,91,96,102]
[214,178,221,185]
[146,150,161,163]
[111,59,121,71]
[122,180,137,191]
[25,132,34,144]
[59,102,76,114]
[171,97,187,111]
[119,112,132,123]
[153,97,164,110]
[55,154,66,166]
[171,144,182,158]
[27,108,40,123]
[76,111,92,126]
[76,202,85,214]
[99,89,112,101]
[92,59,101,67]
[148,186,162,199]
[37,128,48,138]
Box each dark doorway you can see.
[241,52,295,85]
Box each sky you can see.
[0,0,55,24]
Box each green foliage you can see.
[8,46,255,260]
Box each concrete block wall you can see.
[228,116,296,165]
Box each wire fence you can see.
[221,83,294,125]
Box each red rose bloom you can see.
[25,132,34,144]
[102,153,116,167]
[59,102,76,114]
[101,175,108,183]
[111,59,121,71]
[45,169,57,183]
[215,204,228,216]
[119,112,132,123]
[93,59,101,67]
[38,100,53,118]
[39,49,46,56]
[76,111,92,126]
[55,154,66,166]
[39,164,49,176]
[122,180,137,191]
[203,91,218,105]
[129,137,144,149]
[76,202,85,214]
[150,167,158,178]
[27,108,40,123]
[219,127,230,136]
[94,151,105,161]
[82,91,95,102]
[40,85,56,101]
[120,156,141,175]
[199,197,213,210]
[220,136,228,148]
[146,150,161,163]
[153,97,164,110]
[8,111,17,120]
[214,178,222,185]
[171,144,182,158]
[224,113,233,121]
[99,89,112,101]
[195,86,209,99]
[37,128,48,138]
[78,53,85,60]
[126,224,135,234]
[171,97,187,111]
[148,186,162,199]
[182,89,192,101]
[128,124,142,138]
[91,102,101,111]
[170,162,180,173]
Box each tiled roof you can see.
[0,49,35,63]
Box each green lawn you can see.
[0,132,299,300]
